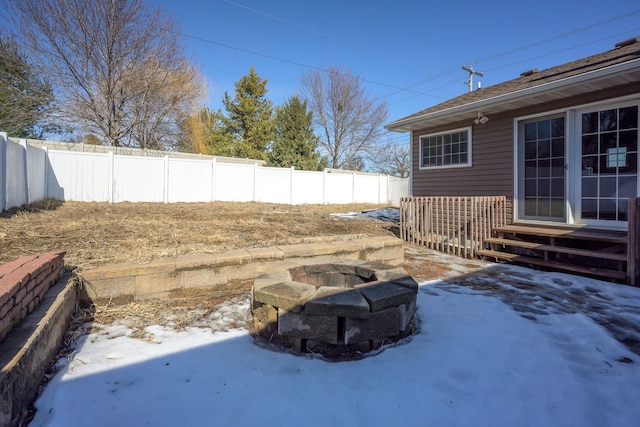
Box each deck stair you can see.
[478,224,628,281]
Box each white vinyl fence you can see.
[1,133,409,211]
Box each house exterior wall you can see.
[410,81,640,222]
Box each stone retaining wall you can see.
[0,251,65,343]
[82,235,404,303]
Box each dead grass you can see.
[1,199,398,330]
[0,199,396,270]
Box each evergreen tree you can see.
[269,95,327,171]
[0,35,53,138]
[222,67,273,160]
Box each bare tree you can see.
[5,0,204,148]
[301,65,388,170]
[371,139,411,178]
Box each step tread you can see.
[477,249,627,280]
[494,225,628,244]
[484,237,627,261]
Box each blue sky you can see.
[155,0,640,145]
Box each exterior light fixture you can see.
[474,112,489,125]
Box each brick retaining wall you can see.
[0,251,65,343]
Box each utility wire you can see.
[221,0,419,67]
[176,31,444,99]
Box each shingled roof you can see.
[386,37,640,132]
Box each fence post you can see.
[323,169,327,205]
[108,151,114,203]
[290,166,295,205]
[211,158,217,202]
[253,163,258,202]
[19,139,30,205]
[0,132,6,212]
[163,155,169,203]
[352,171,356,204]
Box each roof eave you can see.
[385,58,640,133]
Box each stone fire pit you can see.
[251,259,418,360]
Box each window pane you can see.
[538,178,550,197]
[582,156,598,175]
[619,176,637,198]
[525,141,537,159]
[525,160,537,178]
[582,112,598,134]
[551,158,564,177]
[525,179,537,197]
[599,198,617,220]
[582,198,597,218]
[551,138,564,157]
[537,139,550,158]
[619,106,638,130]
[524,198,536,216]
[525,123,537,141]
[600,109,617,132]
[551,117,565,137]
[600,177,616,198]
[459,131,468,142]
[551,178,564,197]
[538,120,551,139]
[620,151,637,174]
[619,199,629,221]
[550,199,565,218]
[582,177,598,197]
[599,154,616,175]
[599,132,617,154]
[582,134,598,155]
[538,158,550,177]
[619,130,637,152]
[460,152,468,163]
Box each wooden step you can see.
[485,237,627,262]
[494,225,628,244]
[477,249,628,280]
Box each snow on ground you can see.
[31,251,640,427]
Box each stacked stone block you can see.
[251,259,418,359]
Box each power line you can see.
[175,31,444,99]
[221,0,419,68]
[472,9,640,64]
[380,10,640,101]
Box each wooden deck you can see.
[400,196,638,286]
[478,224,630,283]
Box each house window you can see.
[581,105,638,221]
[419,128,471,169]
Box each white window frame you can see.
[418,127,472,170]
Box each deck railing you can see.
[399,196,508,258]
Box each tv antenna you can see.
[462,64,483,92]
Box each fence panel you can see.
[400,196,507,258]
[1,141,409,210]
[113,155,164,202]
[26,143,47,203]
[353,174,382,204]
[47,151,111,202]
[255,167,292,204]
[325,173,354,204]
[215,163,254,202]
[5,139,28,208]
[291,170,325,204]
[167,158,213,203]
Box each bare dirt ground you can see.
[0,199,398,270]
[0,200,413,324]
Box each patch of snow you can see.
[31,252,640,426]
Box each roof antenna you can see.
[462,64,484,92]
